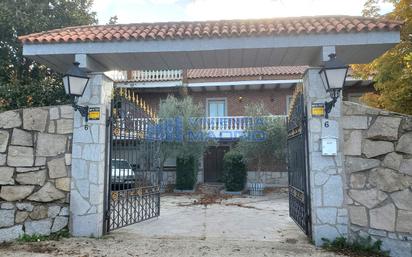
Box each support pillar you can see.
[303,68,348,245]
[69,74,113,237]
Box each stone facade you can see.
[343,101,412,257]
[70,74,113,237]
[304,69,349,246]
[0,105,72,242]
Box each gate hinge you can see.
[104,210,110,220]
[106,116,113,127]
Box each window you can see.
[207,99,226,117]
[286,95,293,114]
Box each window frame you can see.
[206,97,228,117]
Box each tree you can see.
[352,0,412,114]
[234,101,287,183]
[0,0,97,111]
[157,95,210,169]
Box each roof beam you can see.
[75,54,108,71]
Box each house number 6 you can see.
[324,121,329,128]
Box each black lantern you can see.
[319,54,349,118]
[63,62,90,129]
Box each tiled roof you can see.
[187,66,307,79]
[19,16,401,44]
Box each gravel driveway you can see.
[0,192,344,257]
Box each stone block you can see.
[49,107,59,120]
[15,211,28,224]
[56,119,73,134]
[343,130,362,156]
[59,207,69,216]
[313,225,340,246]
[70,190,91,215]
[0,225,23,242]
[369,168,410,192]
[370,203,396,232]
[15,169,46,186]
[0,167,14,185]
[30,205,48,220]
[0,186,34,201]
[392,189,412,211]
[11,128,33,146]
[396,132,412,154]
[316,208,337,224]
[1,203,14,209]
[401,117,412,131]
[0,153,5,165]
[0,111,21,129]
[35,157,46,166]
[16,202,33,212]
[323,175,343,207]
[48,206,61,218]
[400,159,412,176]
[348,188,387,209]
[348,205,368,227]
[342,116,368,129]
[27,182,66,202]
[48,121,55,133]
[396,210,412,233]
[7,145,34,167]
[23,108,48,132]
[314,172,329,186]
[366,116,401,141]
[16,167,40,173]
[65,153,72,165]
[51,216,68,233]
[60,105,73,119]
[362,140,394,158]
[0,209,15,228]
[350,173,366,189]
[47,157,67,179]
[24,219,52,236]
[382,152,403,171]
[0,130,9,153]
[36,133,67,157]
[55,177,70,192]
[345,157,380,172]
[381,238,412,257]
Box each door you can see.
[204,146,229,182]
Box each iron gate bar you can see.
[287,87,312,237]
[106,88,161,232]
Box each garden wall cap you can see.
[18,15,402,44]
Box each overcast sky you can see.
[92,0,394,24]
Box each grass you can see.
[321,236,390,257]
[17,229,70,242]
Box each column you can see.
[303,68,349,245]
[69,74,113,237]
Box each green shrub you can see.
[322,236,389,257]
[223,151,247,192]
[175,155,197,190]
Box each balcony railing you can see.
[113,115,287,140]
[107,70,183,82]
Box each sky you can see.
[92,0,394,25]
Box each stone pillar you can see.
[69,74,113,237]
[303,68,348,245]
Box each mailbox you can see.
[321,136,337,156]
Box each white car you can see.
[111,159,135,190]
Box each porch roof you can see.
[20,16,401,73]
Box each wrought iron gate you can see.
[106,88,161,232]
[287,86,311,237]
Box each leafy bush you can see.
[322,236,389,257]
[223,151,247,192]
[18,229,70,242]
[175,155,198,190]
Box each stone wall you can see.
[0,105,73,242]
[342,101,412,257]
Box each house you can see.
[109,66,375,188]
